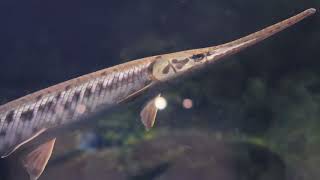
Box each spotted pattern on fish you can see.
[0,61,153,154]
[20,110,34,122]
[190,54,205,62]
[172,58,190,69]
[162,64,171,74]
[5,111,14,123]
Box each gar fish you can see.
[0,8,316,180]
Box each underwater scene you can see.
[0,0,319,180]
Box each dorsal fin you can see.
[22,138,56,180]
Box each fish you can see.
[0,8,316,180]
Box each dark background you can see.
[0,0,319,180]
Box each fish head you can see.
[151,51,209,81]
[150,8,317,82]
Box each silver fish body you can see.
[0,59,155,155]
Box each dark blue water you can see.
[0,0,319,179]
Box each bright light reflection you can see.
[182,98,193,109]
[154,96,167,110]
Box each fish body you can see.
[0,8,316,179]
[0,58,154,155]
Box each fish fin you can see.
[1,128,47,158]
[140,94,161,130]
[22,138,56,180]
[117,82,154,103]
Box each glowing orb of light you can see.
[76,104,87,114]
[182,98,193,109]
[154,96,167,110]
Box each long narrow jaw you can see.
[151,8,316,81]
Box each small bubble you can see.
[76,104,86,114]
[182,98,193,109]
[154,97,167,110]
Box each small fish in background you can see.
[0,8,316,180]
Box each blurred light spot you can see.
[155,96,167,110]
[182,98,193,109]
[76,104,86,114]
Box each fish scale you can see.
[0,60,153,155]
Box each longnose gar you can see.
[0,8,316,180]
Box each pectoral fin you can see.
[22,138,56,180]
[140,94,161,130]
[1,128,47,158]
[118,82,154,103]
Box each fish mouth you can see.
[178,8,317,70]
